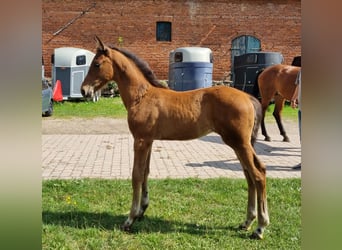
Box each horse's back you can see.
[194,85,255,113]
[258,64,300,100]
[259,64,300,80]
[156,85,255,124]
[163,85,252,107]
[133,85,256,141]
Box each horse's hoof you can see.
[283,137,290,142]
[264,137,271,142]
[250,231,263,240]
[250,228,264,240]
[121,223,133,232]
[121,225,132,233]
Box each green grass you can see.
[42,178,301,249]
[52,98,127,118]
[265,102,298,122]
[52,97,298,122]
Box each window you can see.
[76,55,86,65]
[245,54,258,64]
[156,21,171,42]
[174,52,183,62]
[210,52,213,63]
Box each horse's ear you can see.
[94,35,111,56]
[94,35,104,50]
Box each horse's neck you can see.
[112,53,150,109]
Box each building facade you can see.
[42,0,301,81]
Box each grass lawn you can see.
[45,97,300,249]
[264,102,298,122]
[42,178,301,249]
[52,97,127,118]
[51,97,298,121]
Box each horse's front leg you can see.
[141,147,152,215]
[121,138,153,232]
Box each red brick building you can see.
[42,0,301,81]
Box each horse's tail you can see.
[252,70,263,99]
[249,94,262,147]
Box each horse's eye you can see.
[94,62,100,68]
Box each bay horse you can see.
[257,64,301,142]
[81,36,269,239]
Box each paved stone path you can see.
[42,121,301,180]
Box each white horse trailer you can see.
[168,47,213,91]
[51,47,98,101]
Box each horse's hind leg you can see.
[234,144,269,239]
[273,95,290,142]
[121,138,153,232]
[239,168,257,231]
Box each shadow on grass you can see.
[42,210,250,238]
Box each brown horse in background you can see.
[81,36,269,239]
[257,64,301,142]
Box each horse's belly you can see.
[157,123,212,140]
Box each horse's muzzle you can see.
[81,86,94,98]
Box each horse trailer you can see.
[168,47,213,91]
[291,56,301,67]
[51,47,96,100]
[232,52,284,96]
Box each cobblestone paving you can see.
[42,121,301,179]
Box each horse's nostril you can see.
[81,89,85,97]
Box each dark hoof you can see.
[121,222,133,233]
[283,137,290,142]
[121,226,131,233]
[250,227,264,239]
[250,231,263,240]
[264,137,271,142]
[292,163,301,170]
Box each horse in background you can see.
[256,64,301,142]
[81,36,269,239]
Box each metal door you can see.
[231,35,261,81]
[231,36,260,66]
[71,70,84,97]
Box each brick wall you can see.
[42,0,301,80]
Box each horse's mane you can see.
[110,46,168,89]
